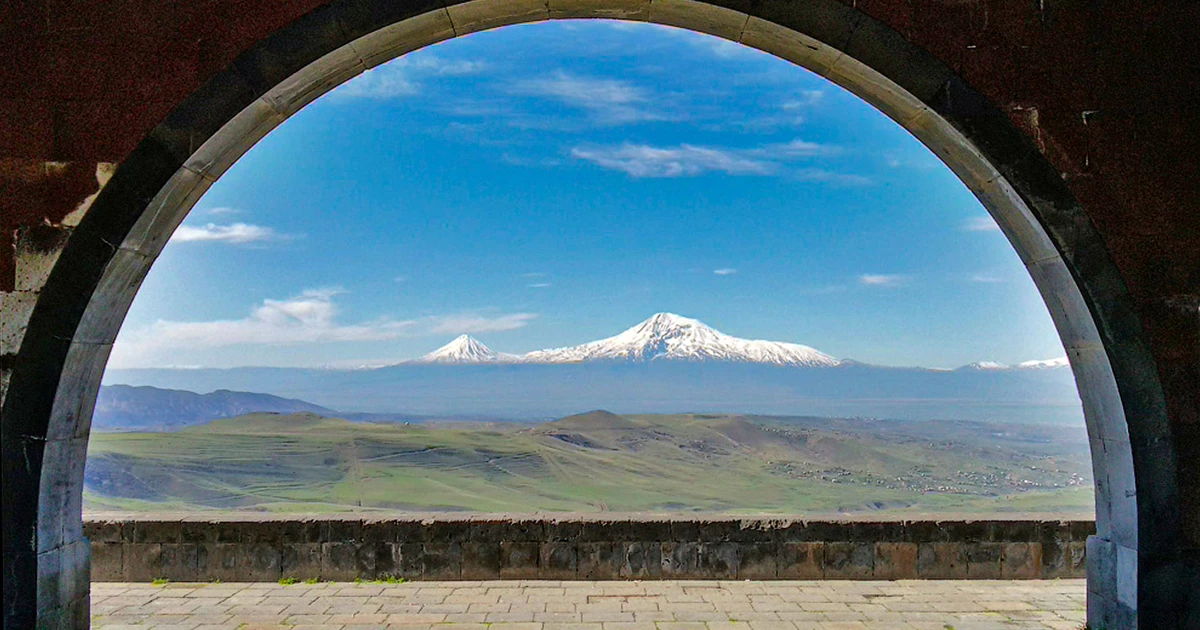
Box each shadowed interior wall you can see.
[2,0,1197,628]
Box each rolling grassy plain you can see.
[84,411,1094,516]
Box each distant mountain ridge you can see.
[411,312,1065,371]
[94,385,335,431]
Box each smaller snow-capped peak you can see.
[1017,356,1070,369]
[418,335,514,364]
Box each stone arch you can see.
[1,0,1190,628]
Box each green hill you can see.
[84,412,1094,516]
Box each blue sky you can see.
[108,20,1065,370]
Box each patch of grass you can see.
[304,577,320,584]
[279,577,299,585]
[151,578,169,586]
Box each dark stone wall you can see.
[84,517,1094,582]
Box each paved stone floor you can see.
[91,580,1086,630]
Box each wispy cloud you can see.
[569,139,849,179]
[510,71,667,124]
[713,268,738,276]
[335,55,486,99]
[171,222,292,244]
[425,313,537,334]
[528,282,553,288]
[859,274,911,287]
[970,273,1005,284]
[963,216,1002,232]
[205,207,242,216]
[109,289,535,367]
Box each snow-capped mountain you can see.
[959,361,1013,371]
[1018,357,1071,369]
[521,313,840,366]
[958,357,1071,371]
[418,335,516,364]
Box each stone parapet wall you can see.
[84,516,1093,583]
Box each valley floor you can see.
[91,579,1087,630]
[84,412,1095,517]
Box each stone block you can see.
[130,520,180,544]
[620,541,661,579]
[121,543,162,582]
[157,543,199,581]
[824,542,873,579]
[741,15,839,75]
[737,542,776,579]
[629,520,671,541]
[849,522,904,542]
[669,520,700,541]
[540,542,577,578]
[778,542,823,579]
[545,520,584,541]
[1002,542,1042,578]
[549,0,650,20]
[580,519,630,542]
[917,543,967,578]
[422,542,461,579]
[446,0,549,36]
[461,541,500,579]
[322,542,362,581]
[648,0,747,41]
[398,542,424,578]
[82,520,122,544]
[964,542,1003,578]
[426,520,472,543]
[279,542,323,581]
[499,542,540,578]
[348,8,456,70]
[660,541,700,577]
[90,543,122,581]
[468,519,508,543]
[503,520,545,542]
[698,542,738,578]
[373,541,398,578]
[577,542,618,579]
[775,520,844,542]
[325,519,364,543]
[874,542,918,579]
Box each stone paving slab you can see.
[91,580,1086,630]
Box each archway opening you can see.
[91,19,1094,521]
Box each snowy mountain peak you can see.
[1017,357,1070,369]
[419,335,514,364]
[961,361,1011,371]
[522,313,840,367]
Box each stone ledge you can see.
[84,516,1093,582]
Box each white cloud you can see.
[713,268,737,276]
[572,143,771,177]
[964,216,1002,232]
[170,222,290,244]
[570,138,846,179]
[109,289,535,367]
[859,274,911,287]
[510,72,666,124]
[425,313,537,334]
[335,55,486,99]
[527,282,553,288]
[970,273,1005,283]
[205,207,242,216]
